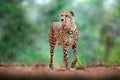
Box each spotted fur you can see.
[48,11,78,71]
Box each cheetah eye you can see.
[61,15,63,16]
[66,15,68,17]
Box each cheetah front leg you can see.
[62,45,70,70]
[71,44,78,68]
[49,41,56,71]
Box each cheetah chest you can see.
[64,34,75,45]
[55,29,77,46]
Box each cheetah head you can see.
[60,11,75,29]
[61,11,74,23]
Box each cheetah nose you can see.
[61,19,64,21]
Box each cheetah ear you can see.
[70,11,74,16]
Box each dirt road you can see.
[0,64,120,80]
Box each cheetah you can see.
[48,11,78,71]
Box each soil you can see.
[0,64,120,80]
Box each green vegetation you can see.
[0,0,120,66]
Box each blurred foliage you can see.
[0,0,120,66]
